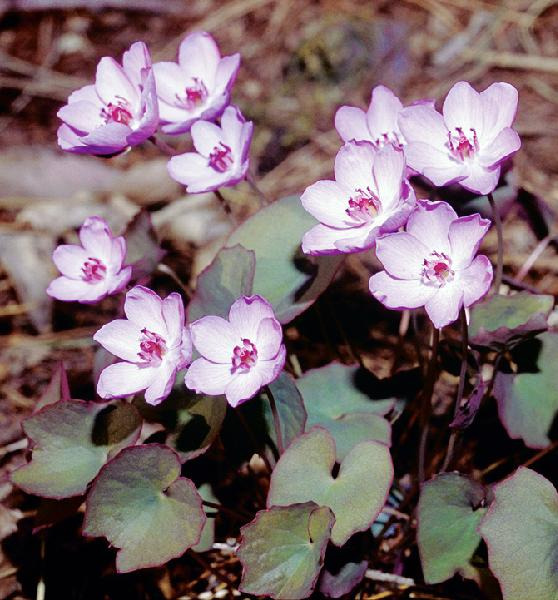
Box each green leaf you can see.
[297,363,393,459]
[479,467,558,600]
[227,195,343,323]
[193,483,217,553]
[83,444,205,573]
[268,427,393,546]
[123,210,165,280]
[187,244,256,322]
[11,400,141,498]
[493,332,558,448]
[417,473,488,584]
[238,502,334,599]
[469,292,553,349]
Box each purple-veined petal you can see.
[449,213,491,269]
[79,216,113,260]
[221,105,246,153]
[256,344,286,387]
[93,319,143,362]
[375,232,429,279]
[178,31,220,84]
[479,128,521,168]
[52,244,89,278]
[302,223,353,255]
[461,255,493,307]
[300,180,353,228]
[479,82,519,144]
[97,361,158,399]
[161,292,186,346]
[80,121,131,154]
[46,276,101,303]
[109,237,126,268]
[95,57,138,107]
[167,151,210,184]
[67,84,100,105]
[124,285,166,334]
[366,85,403,141]
[184,358,231,396]
[225,370,263,407]
[369,271,436,310]
[121,41,151,88]
[107,266,132,295]
[334,141,376,193]
[334,106,370,143]
[126,69,159,146]
[406,201,457,253]
[228,295,275,341]
[152,61,191,105]
[57,101,104,133]
[215,54,241,94]
[459,163,501,195]
[442,81,484,137]
[372,145,406,206]
[190,315,237,363]
[398,104,448,147]
[404,141,467,187]
[424,280,464,329]
[144,362,177,405]
[334,224,380,253]
[191,120,225,157]
[255,317,283,360]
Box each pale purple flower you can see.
[57,42,159,155]
[301,142,415,255]
[94,286,192,405]
[153,31,240,135]
[47,216,132,303]
[369,200,493,329]
[398,81,521,195]
[185,295,286,407]
[335,85,406,148]
[167,105,253,193]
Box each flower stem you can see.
[440,306,469,472]
[148,135,179,156]
[214,189,233,216]
[246,172,269,206]
[418,326,440,483]
[265,384,284,456]
[487,192,503,292]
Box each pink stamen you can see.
[101,97,133,126]
[209,142,234,173]
[374,131,403,149]
[422,251,454,286]
[138,328,167,364]
[448,127,479,161]
[81,257,107,282]
[177,78,208,110]
[345,187,381,222]
[231,338,258,373]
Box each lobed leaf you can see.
[226,195,343,323]
[493,332,558,448]
[186,244,256,322]
[418,473,488,584]
[11,399,141,498]
[479,467,558,600]
[469,292,553,349]
[296,363,393,459]
[83,444,205,572]
[238,502,334,599]
[268,427,393,546]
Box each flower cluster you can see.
[57,33,251,194]
[301,81,520,329]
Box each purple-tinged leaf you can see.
[11,400,141,498]
[83,444,205,573]
[268,427,393,546]
[319,560,368,598]
[123,210,165,281]
[418,473,488,584]
[469,292,553,349]
[186,244,255,322]
[479,467,558,600]
[238,502,334,599]
[450,381,485,430]
[36,362,71,411]
[493,332,558,448]
[226,195,344,324]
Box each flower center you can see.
[448,127,478,161]
[422,252,454,286]
[81,257,107,282]
[138,328,167,365]
[374,131,403,149]
[101,97,133,126]
[208,142,234,173]
[177,77,208,110]
[345,187,381,222]
[231,339,258,373]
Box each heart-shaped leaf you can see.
[319,561,368,598]
[11,399,141,498]
[226,195,343,323]
[238,502,334,599]
[268,427,393,546]
[418,473,488,584]
[187,244,256,322]
[296,363,393,459]
[479,467,558,600]
[83,444,205,572]
[123,210,165,280]
[493,332,558,448]
[469,293,553,349]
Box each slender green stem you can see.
[266,384,284,456]
[202,500,251,521]
[418,326,440,483]
[148,135,179,156]
[234,407,273,473]
[214,189,233,217]
[487,192,504,292]
[440,306,469,472]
